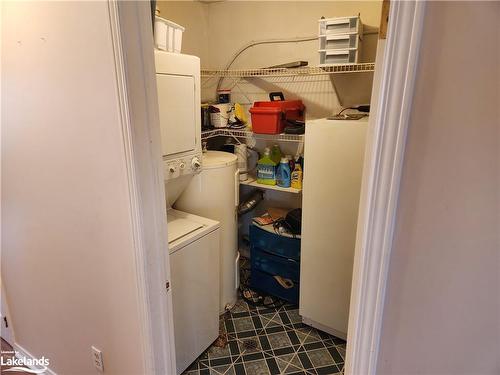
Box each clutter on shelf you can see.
[255,144,303,191]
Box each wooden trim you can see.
[379,0,390,39]
[344,2,426,375]
[107,2,176,374]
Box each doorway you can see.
[111,1,426,374]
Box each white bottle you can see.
[234,144,248,181]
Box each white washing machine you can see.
[155,50,220,374]
[174,151,239,312]
[167,209,220,374]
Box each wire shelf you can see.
[201,128,304,143]
[200,63,375,78]
[240,175,302,194]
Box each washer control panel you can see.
[164,153,202,180]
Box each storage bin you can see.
[249,225,301,261]
[249,98,304,135]
[250,224,301,304]
[250,269,300,304]
[319,16,362,36]
[154,16,185,53]
[251,247,300,282]
[319,49,359,65]
[319,33,359,50]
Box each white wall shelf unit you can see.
[200,63,375,78]
[201,128,304,143]
[240,175,302,194]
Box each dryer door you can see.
[156,73,196,157]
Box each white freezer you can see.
[299,117,368,339]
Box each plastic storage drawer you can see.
[319,49,359,65]
[319,33,359,50]
[319,16,362,36]
[251,269,300,304]
[251,247,300,282]
[249,225,301,260]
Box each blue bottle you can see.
[276,157,291,188]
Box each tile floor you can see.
[182,298,346,375]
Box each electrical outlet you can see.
[91,346,104,372]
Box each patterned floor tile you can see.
[181,296,346,375]
[233,316,255,332]
[276,353,305,374]
[285,309,303,324]
[307,348,335,368]
[210,365,231,375]
[238,336,263,354]
[260,312,284,328]
[326,347,344,365]
[244,359,272,375]
[275,353,294,373]
[267,331,292,350]
[336,346,346,361]
[207,344,231,359]
[315,365,341,375]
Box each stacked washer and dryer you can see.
[155,50,239,374]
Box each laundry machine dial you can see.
[191,157,201,171]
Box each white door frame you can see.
[108,2,176,374]
[1,282,15,346]
[112,1,427,375]
[345,2,426,375]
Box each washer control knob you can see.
[179,162,186,170]
[168,165,176,174]
[191,157,201,171]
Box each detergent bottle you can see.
[276,157,291,188]
[257,148,277,185]
[291,161,303,190]
[270,144,282,165]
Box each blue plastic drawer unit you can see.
[249,225,301,304]
[249,224,300,260]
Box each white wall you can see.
[157,1,210,64]
[377,2,499,374]
[158,1,382,118]
[1,2,150,373]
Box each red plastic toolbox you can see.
[249,94,304,134]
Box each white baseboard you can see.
[302,317,347,340]
[13,343,57,375]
